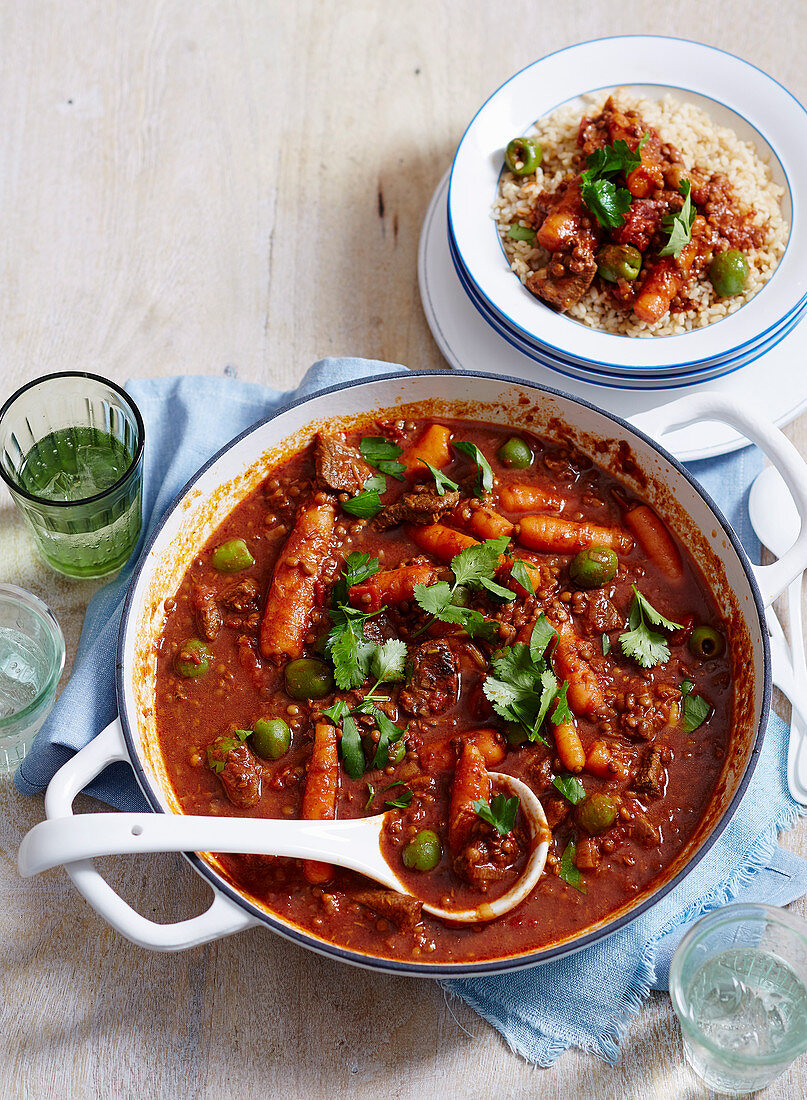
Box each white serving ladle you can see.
[18,772,550,924]
[748,464,807,804]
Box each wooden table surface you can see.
[0,3,804,1097]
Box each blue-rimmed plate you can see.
[448,38,803,372]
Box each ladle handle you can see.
[631,392,807,606]
[19,806,394,882]
[23,718,259,951]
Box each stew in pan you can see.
[154,417,731,963]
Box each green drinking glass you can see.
[0,372,145,579]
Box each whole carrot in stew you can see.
[624,504,683,581]
[349,562,438,611]
[301,721,339,884]
[448,742,491,857]
[408,522,479,562]
[498,483,566,514]
[519,514,633,555]
[260,502,335,660]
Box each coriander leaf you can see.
[330,628,375,690]
[384,786,413,809]
[418,459,459,496]
[681,685,711,732]
[533,668,560,737]
[479,575,517,601]
[659,179,696,259]
[529,613,556,662]
[559,840,586,893]
[552,775,586,805]
[413,580,496,639]
[632,589,682,632]
[340,716,365,779]
[602,633,611,656]
[359,436,407,481]
[370,638,408,683]
[372,710,406,769]
[681,678,694,695]
[323,699,350,724]
[473,793,519,835]
[364,783,376,810]
[585,134,647,180]
[453,441,494,498]
[510,558,535,595]
[619,587,681,669]
[363,473,387,494]
[413,580,455,619]
[331,552,379,607]
[342,490,383,519]
[507,224,536,242]
[550,681,574,726]
[580,176,632,229]
[451,536,510,589]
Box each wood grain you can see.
[0,2,804,1096]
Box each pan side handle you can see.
[25,718,260,951]
[630,391,807,607]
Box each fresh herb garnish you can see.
[552,774,586,805]
[619,587,683,669]
[384,784,413,809]
[207,728,251,773]
[359,436,407,481]
[579,135,647,229]
[413,536,514,639]
[369,638,408,684]
[510,558,535,596]
[364,783,376,810]
[340,715,365,780]
[473,793,519,835]
[550,680,574,726]
[559,840,586,893]
[342,490,383,519]
[680,679,711,732]
[483,614,569,744]
[418,459,460,496]
[659,179,696,259]
[453,441,494,499]
[602,633,611,656]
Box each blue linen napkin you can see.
[15,358,807,1064]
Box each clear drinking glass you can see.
[670,903,807,1094]
[0,372,145,579]
[0,584,65,774]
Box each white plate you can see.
[420,170,807,460]
[448,38,803,371]
[448,228,807,388]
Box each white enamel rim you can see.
[448,37,804,371]
[26,371,807,974]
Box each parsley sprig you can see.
[552,774,586,805]
[359,436,407,481]
[659,179,696,259]
[419,459,459,496]
[473,793,519,835]
[619,588,683,669]
[680,679,711,732]
[342,473,388,519]
[453,441,494,499]
[559,840,586,893]
[413,536,514,639]
[580,135,647,229]
[482,614,571,742]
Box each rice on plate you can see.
[493,91,788,337]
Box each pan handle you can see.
[630,392,807,607]
[27,717,260,951]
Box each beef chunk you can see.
[633,746,667,798]
[453,822,522,890]
[355,889,422,931]
[582,590,622,635]
[314,433,375,496]
[629,804,661,847]
[191,583,222,641]
[398,641,459,718]
[208,737,261,809]
[610,199,666,252]
[542,795,570,829]
[374,485,460,530]
[220,578,260,612]
[526,251,597,311]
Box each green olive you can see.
[597,244,642,283]
[569,546,618,589]
[388,738,407,766]
[175,638,211,679]
[575,792,619,835]
[505,137,542,177]
[709,250,748,297]
[251,717,291,760]
[688,625,725,659]
[497,437,533,469]
[211,538,255,573]
[402,830,442,872]
[284,657,334,700]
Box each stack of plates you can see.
[445,38,807,391]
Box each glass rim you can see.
[0,371,145,508]
[0,583,66,730]
[669,902,807,1066]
